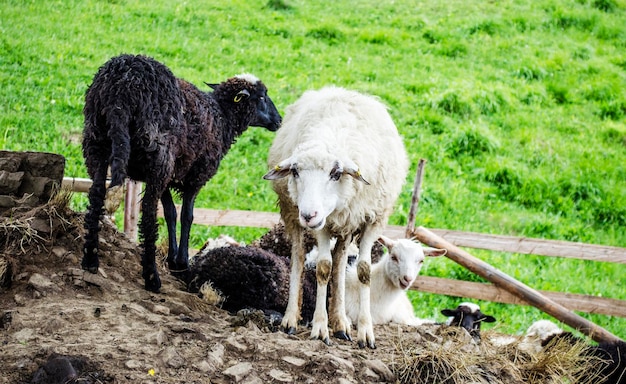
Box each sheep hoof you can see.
[357,341,366,349]
[82,265,99,274]
[334,331,352,341]
[284,326,297,335]
[322,337,331,346]
[144,274,161,293]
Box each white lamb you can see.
[345,236,445,326]
[264,86,409,348]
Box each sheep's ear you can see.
[204,82,218,90]
[441,309,458,317]
[234,89,250,103]
[378,235,397,250]
[263,161,293,180]
[480,314,497,323]
[424,247,447,257]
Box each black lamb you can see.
[81,54,281,292]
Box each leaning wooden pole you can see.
[405,159,427,238]
[412,226,623,344]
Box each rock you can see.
[160,346,185,369]
[207,343,225,370]
[268,368,293,382]
[282,355,307,368]
[363,359,395,382]
[125,360,142,369]
[28,273,60,294]
[223,361,253,382]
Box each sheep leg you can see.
[82,160,108,273]
[356,225,380,349]
[281,230,305,335]
[161,189,179,267]
[171,189,198,281]
[139,181,163,292]
[311,230,333,345]
[330,236,351,341]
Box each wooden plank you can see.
[387,226,626,264]
[159,207,626,264]
[412,276,626,318]
[413,226,622,344]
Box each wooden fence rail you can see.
[62,177,626,324]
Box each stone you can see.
[363,359,395,382]
[268,369,293,382]
[223,361,253,382]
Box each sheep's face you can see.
[264,158,370,231]
[378,236,446,290]
[441,302,496,338]
[384,240,425,290]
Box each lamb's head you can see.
[378,235,446,290]
[207,74,282,131]
[441,302,496,339]
[264,142,369,230]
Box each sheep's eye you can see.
[391,255,399,262]
[291,168,299,178]
[330,169,342,181]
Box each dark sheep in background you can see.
[188,245,292,316]
[441,302,496,340]
[524,320,626,384]
[81,54,281,292]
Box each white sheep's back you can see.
[267,87,408,233]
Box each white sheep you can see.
[263,86,409,348]
[344,235,446,327]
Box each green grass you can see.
[1,0,625,340]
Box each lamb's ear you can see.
[234,89,250,103]
[441,309,458,317]
[204,82,218,90]
[479,313,497,323]
[343,159,370,185]
[424,247,447,257]
[263,159,294,180]
[378,235,397,250]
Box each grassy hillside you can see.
[1,0,624,339]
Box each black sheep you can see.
[188,246,293,317]
[81,54,281,292]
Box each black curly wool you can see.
[81,54,281,292]
[188,246,290,316]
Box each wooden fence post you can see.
[123,180,142,242]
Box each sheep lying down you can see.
[187,236,445,330]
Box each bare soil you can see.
[0,199,441,384]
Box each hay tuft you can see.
[391,326,609,384]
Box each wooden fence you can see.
[62,177,626,341]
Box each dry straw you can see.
[391,326,608,384]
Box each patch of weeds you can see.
[549,8,598,31]
[468,20,503,36]
[473,90,509,115]
[601,126,626,147]
[514,65,548,81]
[446,124,499,158]
[305,25,345,44]
[598,99,626,120]
[591,0,618,12]
[546,82,570,104]
[433,92,473,118]
[358,30,392,45]
[422,28,444,44]
[436,41,467,58]
[417,109,447,135]
[265,0,293,11]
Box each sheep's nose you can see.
[302,212,316,223]
[402,276,413,285]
